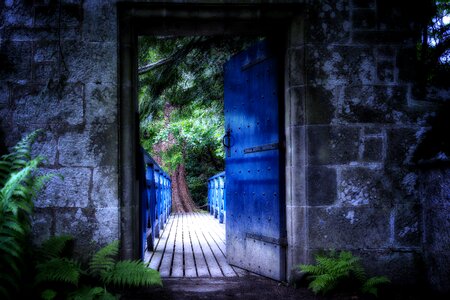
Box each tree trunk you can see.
[171,164,196,212]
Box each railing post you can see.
[207,171,226,224]
[219,176,225,224]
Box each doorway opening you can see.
[138,36,257,278]
[118,3,301,282]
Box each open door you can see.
[224,40,286,280]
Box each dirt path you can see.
[121,276,438,300]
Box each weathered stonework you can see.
[0,0,449,293]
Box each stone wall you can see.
[0,0,119,255]
[0,0,449,292]
[286,0,449,292]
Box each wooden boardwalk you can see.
[145,212,251,278]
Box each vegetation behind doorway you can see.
[137,36,258,211]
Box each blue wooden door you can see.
[224,40,286,280]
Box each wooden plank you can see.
[192,215,223,277]
[148,214,175,270]
[183,213,197,277]
[148,212,245,278]
[159,213,179,277]
[171,213,184,277]
[195,213,237,277]
[198,212,227,252]
[189,213,210,277]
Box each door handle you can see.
[222,128,231,148]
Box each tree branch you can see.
[138,57,173,75]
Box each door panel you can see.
[224,40,285,280]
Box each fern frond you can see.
[37,235,74,261]
[35,258,81,286]
[309,273,338,294]
[361,276,391,296]
[102,260,162,288]
[41,289,57,300]
[68,286,116,300]
[89,240,119,278]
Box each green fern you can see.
[35,257,82,286]
[36,235,74,262]
[89,240,162,288]
[361,276,391,297]
[299,250,390,296]
[103,260,162,287]
[41,289,57,300]
[68,286,117,300]
[0,130,54,300]
[89,240,119,278]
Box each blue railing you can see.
[207,171,226,223]
[139,147,172,257]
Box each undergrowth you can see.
[35,237,162,300]
[298,250,390,297]
[0,130,162,300]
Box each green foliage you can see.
[33,237,162,299]
[35,257,82,286]
[36,235,74,262]
[299,251,390,296]
[103,260,162,288]
[138,37,255,205]
[89,240,119,278]
[0,130,54,300]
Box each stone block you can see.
[395,203,421,247]
[304,0,351,44]
[11,82,84,126]
[286,206,307,248]
[31,130,58,165]
[0,83,9,109]
[288,15,304,47]
[357,250,423,285]
[287,87,305,126]
[82,0,117,42]
[92,166,119,208]
[34,3,82,28]
[307,125,360,165]
[376,60,395,83]
[0,41,32,81]
[376,46,396,59]
[58,124,117,167]
[307,166,336,206]
[341,85,407,123]
[93,207,120,246]
[63,41,117,84]
[2,2,34,27]
[288,47,305,87]
[31,208,53,246]
[290,128,307,206]
[305,85,337,125]
[54,207,98,258]
[32,62,58,83]
[338,167,392,207]
[364,126,383,135]
[423,204,450,252]
[308,206,391,249]
[85,83,117,124]
[352,8,377,30]
[35,167,91,208]
[305,45,376,86]
[362,137,383,161]
[386,127,418,165]
[33,41,58,63]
